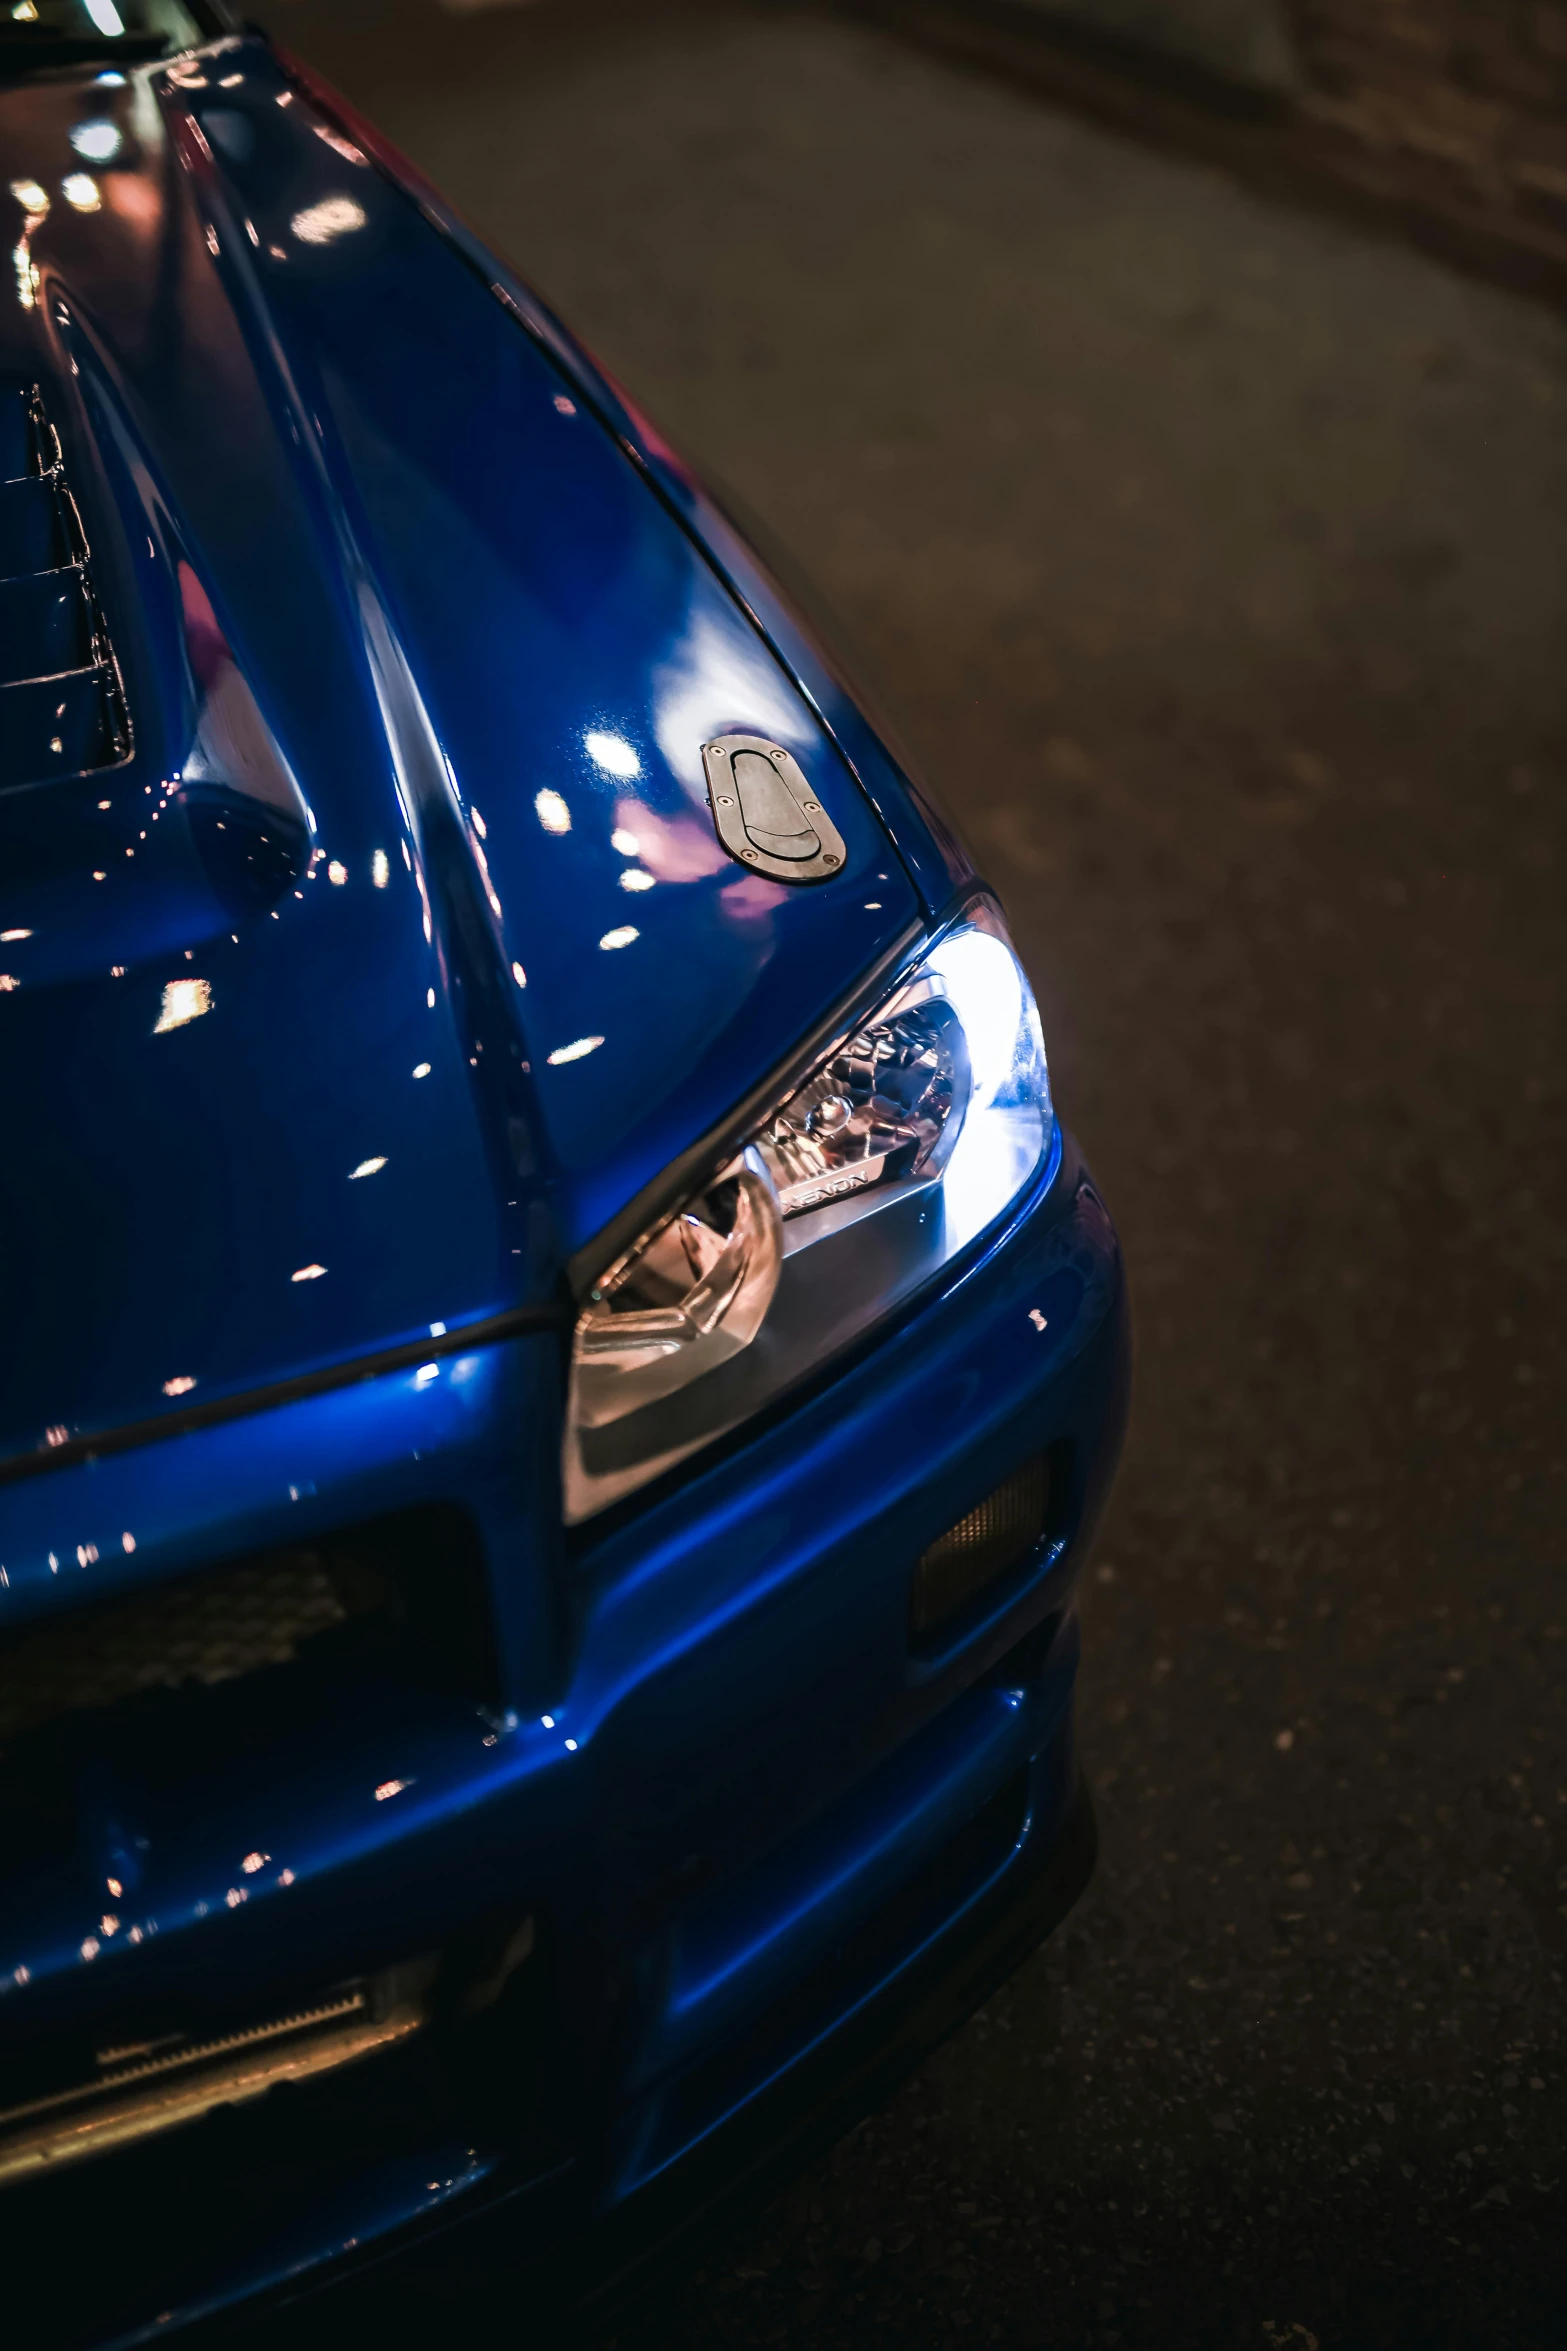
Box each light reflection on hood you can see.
[651,605,805,806]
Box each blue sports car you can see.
[0,4,1128,2338]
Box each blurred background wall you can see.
[872,0,1567,292]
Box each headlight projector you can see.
[564,901,1054,1520]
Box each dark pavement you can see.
[268,3,1566,2341]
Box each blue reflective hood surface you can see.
[0,39,927,1468]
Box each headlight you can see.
[563,900,1052,1521]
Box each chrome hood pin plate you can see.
[702,734,848,883]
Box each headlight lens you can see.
[571,1149,783,1431]
[564,900,1052,1521]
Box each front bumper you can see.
[0,1130,1127,2346]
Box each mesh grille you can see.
[0,1505,498,1762]
[912,1457,1052,1639]
[0,1555,351,1748]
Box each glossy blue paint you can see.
[0,36,924,1467]
[0,30,1128,2346]
[104,2149,503,2351]
[321,68,978,918]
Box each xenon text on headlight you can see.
[564,899,1055,1521]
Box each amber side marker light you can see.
[912,1456,1054,1642]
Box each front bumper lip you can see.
[56,1770,1095,2351]
[299,1776,1102,2348]
[579,1771,1099,2329]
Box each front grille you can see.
[0,1503,497,1755]
[0,381,129,792]
[0,1505,499,1879]
[0,1551,354,1750]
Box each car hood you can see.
[0,40,921,1469]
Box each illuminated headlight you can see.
[564,900,1052,1520]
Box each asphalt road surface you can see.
[266,3,1566,2342]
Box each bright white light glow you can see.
[610,827,640,857]
[922,923,1049,1248]
[584,731,641,780]
[69,121,122,163]
[926,927,1025,1112]
[412,1061,431,1079]
[291,1263,327,1283]
[651,606,803,801]
[371,849,389,888]
[471,807,487,839]
[240,1851,267,1875]
[348,1156,386,1179]
[313,124,364,162]
[547,1036,604,1066]
[10,4,38,21]
[619,868,655,893]
[9,177,46,212]
[62,174,100,212]
[327,860,347,885]
[414,1362,440,1387]
[0,928,30,942]
[82,0,124,32]
[153,977,210,1033]
[374,1778,411,1802]
[162,1375,196,1397]
[599,925,638,951]
[534,788,571,834]
[511,961,527,987]
[290,196,366,246]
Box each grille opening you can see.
[0,473,79,576]
[0,379,129,790]
[0,1504,499,1877]
[0,1907,548,2188]
[1,1918,557,2345]
[0,1955,438,2189]
[0,380,53,481]
[910,1451,1066,1647]
[0,567,95,682]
